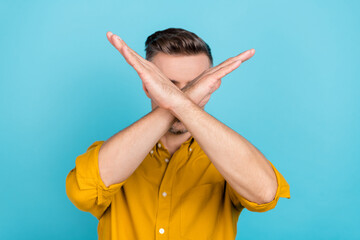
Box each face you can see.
[148,52,212,135]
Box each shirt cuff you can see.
[75,140,126,205]
[227,160,291,212]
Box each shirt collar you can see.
[161,135,194,147]
[150,135,195,157]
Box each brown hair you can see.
[145,28,213,66]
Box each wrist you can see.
[168,94,196,117]
[182,81,209,106]
[152,105,177,125]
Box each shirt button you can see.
[162,191,167,197]
[164,158,169,163]
[158,143,161,148]
[189,147,192,152]
[159,228,165,234]
[150,150,154,154]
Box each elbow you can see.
[261,179,278,204]
[65,169,96,212]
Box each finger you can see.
[211,48,255,73]
[122,42,168,77]
[106,31,120,50]
[123,45,147,75]
[212,59,242,79]
[107,32,150,69]
[213,49,253,71]
[229,48,255,64]
[123,42,169,77]
[108,32,148,64]
[109,34,146,74]
[123,42,148,65]
[235,48,255,62]
[107,32,132,59]
[106,31,114,43]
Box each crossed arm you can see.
[99,32,277,205]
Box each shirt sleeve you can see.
[226,160,290,213]
[65,140,127,219]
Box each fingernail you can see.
[116,35,122,41]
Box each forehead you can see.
[150,52,211,82]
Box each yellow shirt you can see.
[66,136,290,240]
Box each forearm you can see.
[169,96,278,204]
[99,86,204,187]
[99,106,175,187]
[100,32,253,189]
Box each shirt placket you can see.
[153,137,194,239]
[155,140,192,240]
[154,141,173,240]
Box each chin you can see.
[169,121,188,135]
[169,128,188,135]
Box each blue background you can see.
[1,0,359,239]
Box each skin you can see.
[147,52,213,153]
[98,31,278,204]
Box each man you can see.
[66,28,291,240]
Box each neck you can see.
[160,131,192,156]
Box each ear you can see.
[142,83,151,99]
